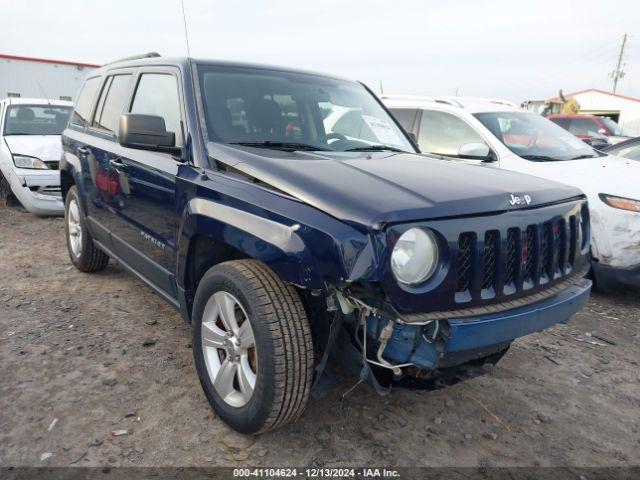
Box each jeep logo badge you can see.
[509,193,532,206]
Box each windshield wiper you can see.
[569,154,599,160]
[346,145,406,153]
[520,154,560,162]
[230,141,329,152]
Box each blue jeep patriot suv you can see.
[60,53,592,433]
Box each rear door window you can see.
[92,74,133,134]
[130,73,183,146]
[71,77,101,127]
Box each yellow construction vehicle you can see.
[521,90,580,116]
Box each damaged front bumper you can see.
[4,168,63,215]
[590,203,640,288]
[365,277,592,374]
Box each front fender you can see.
[60,134,87,202]
[175,175,381,291]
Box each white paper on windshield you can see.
[362,115,403,146]
[559,135,588,150]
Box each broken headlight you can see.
[391,228,439,285]
[599,194,640,213]
[12,154,49,170]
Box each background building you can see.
[0,53,99,101]
[569,89,640,136]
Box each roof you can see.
[381,95,522,113]
[566,89,640,104]
[3,97,73,107]
[0,53,99,69]
[93,55,354,83]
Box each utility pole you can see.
[611,33,627,93]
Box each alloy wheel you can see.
[67,199,82,258]
[200,291,257,408]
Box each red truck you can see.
[547,114,631,148]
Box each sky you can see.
[3,0,639,103]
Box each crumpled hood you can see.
[4,135,62,162]
[210,143,583,227]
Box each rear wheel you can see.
[0,173,18,208]
[64,186,109,272]
[192,259,314,434]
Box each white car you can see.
[382,95,640,290]
[0,98,72,215]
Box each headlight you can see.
[12,155,48,170]
[599,194,640,213]
[391,228,439,285]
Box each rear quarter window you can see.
[71,77,101,127]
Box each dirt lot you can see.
[0,205,639,468]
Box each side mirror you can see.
[119,114,179,154]
[458,142,493,161]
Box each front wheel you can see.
[64,186,109,272]
[0,172,18,208]
[192,260,314,434]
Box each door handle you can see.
[109,158,126,171]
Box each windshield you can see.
[474,111,599,161]
[197,64,415,153]
[4,105,72,136]
[600,117,626,136]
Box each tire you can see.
[192,259,314,434]
[0,172,18,208]
[64,185,109,272]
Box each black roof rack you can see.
[104,52,161,66]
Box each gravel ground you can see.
[0,205,639,468]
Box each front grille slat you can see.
[523,225,536,286]
[481,231,499,292]
[456,233,474,293]
[503,227,519,294]
[568,215,577,271]
[539,222,551,282]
